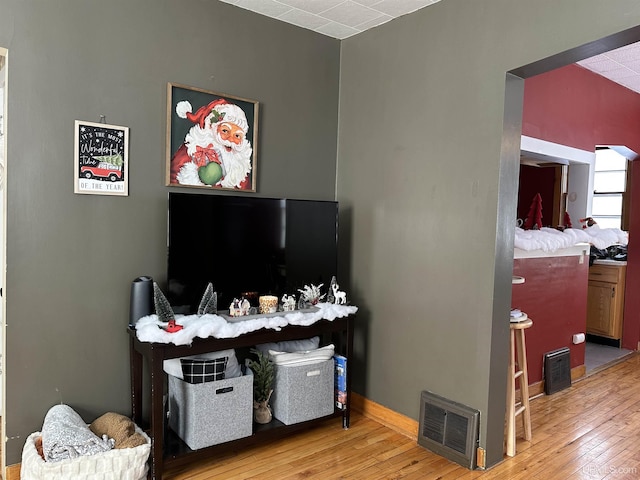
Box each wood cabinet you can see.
[586,264,626,340]
[129,315,354,480]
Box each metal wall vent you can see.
[418,390,480,469]
[544,347,571,395]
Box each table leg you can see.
[149,350,165,480]
[344,316,354,429]
[129,336,143,425]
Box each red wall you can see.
[518,166,557,227]
[523,64,640,154]
[523,63,640,351]
[512,256,588,385]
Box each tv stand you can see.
[129,314,354,480]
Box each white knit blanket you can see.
[42,405,113,463]
[135,302,358,346]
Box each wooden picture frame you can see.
[166,83,258,192]
[74,120,129,196]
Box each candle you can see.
[259,295,278,314]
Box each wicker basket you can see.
[20,427,150,480]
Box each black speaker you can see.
[129,276,154,328]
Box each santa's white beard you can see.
[184,126,215,156]
[217,140,252,189]
[180,125,252,189]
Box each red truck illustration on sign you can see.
[80,160,123,182]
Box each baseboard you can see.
[6,463,20,480]
[351,392,418,441]
[586,334,620,348]
[571,364,586,382]
[351,365,587,440]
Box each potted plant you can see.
[246,349,275,424]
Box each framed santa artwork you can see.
[166,83,258,192]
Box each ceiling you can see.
[220,1,640,94]
[219,0,441,39]
[577,42,640,94]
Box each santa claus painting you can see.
[167,84,258,191]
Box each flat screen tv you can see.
[167,192,338,313]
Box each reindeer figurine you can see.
[331,281,347,305]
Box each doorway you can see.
[0,47,6,479]
[517,136,637,377]
[585,342,633,373]
[585,146,635,373]
[505,27,640,398]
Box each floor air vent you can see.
[544,347,571,395]
[418,390,480,469]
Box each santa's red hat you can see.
[214,103,249,133]
[176,98,228,128]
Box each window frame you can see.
[591,147,630,230]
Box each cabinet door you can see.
[587,280,615,337]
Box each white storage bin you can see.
[271,358,334,425]
[167,372,253,450]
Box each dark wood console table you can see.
[129,315,354,480]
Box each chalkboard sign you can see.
[74,120,129,196]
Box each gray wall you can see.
[337,0,640,466]
[0,0,340,464]
[3,0,640,470]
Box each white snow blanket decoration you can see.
[514,226,628,252]
[135,302,358,346]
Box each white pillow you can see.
[256,336,320,354]
[269,344,335,366]
[163,349,242,379]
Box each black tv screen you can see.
[167,192,338,313]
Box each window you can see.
[591,147,628,229]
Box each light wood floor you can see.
[162,353,640,480]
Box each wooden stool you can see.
[506,317,533,457]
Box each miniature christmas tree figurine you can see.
[197,282,217,315]
[327,276,337,304]
[564,211,572,229]
[154,282,182,333]
[523,193,543,230]
[297,295,307,310]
